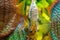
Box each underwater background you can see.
[0,0,59,40]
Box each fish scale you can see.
[50,2,60,40]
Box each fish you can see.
[50,1,60,40]
[0,0,20,38]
